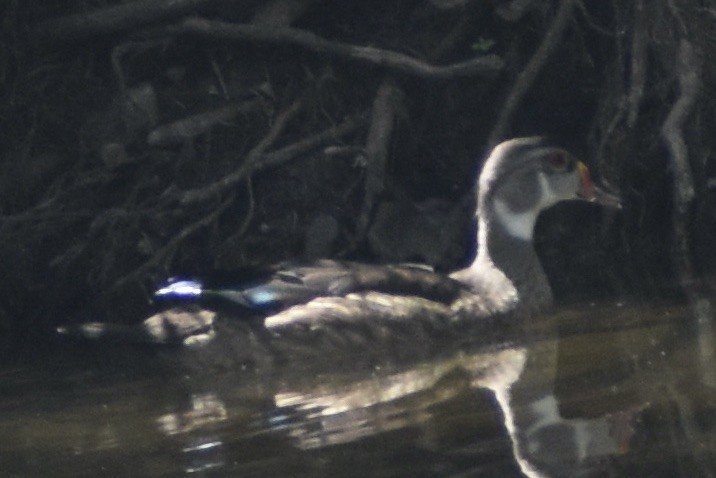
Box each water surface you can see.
[1,299,715,477]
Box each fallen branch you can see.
[356,78,403,238]
[162,17,504,80]
[147,96,266,146]
[35,0,225,41]
[488,0,575,145]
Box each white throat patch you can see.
[493,172,557,241]
[494,199,538,241]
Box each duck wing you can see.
[155,259,466,313]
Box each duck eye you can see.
[544,151,570,171]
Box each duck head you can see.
[478,137,619,242]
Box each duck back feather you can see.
[154,260,466,313]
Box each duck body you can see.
[62,260,514,352]
[58,137,618,357]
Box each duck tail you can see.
[56,322,150,343]
[57,308,216,345]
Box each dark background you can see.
[1,0,714,348]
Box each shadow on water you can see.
[1,297,715,477]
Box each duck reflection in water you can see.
[259,335,638,478]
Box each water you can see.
[1,299,715,477]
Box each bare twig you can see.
[210,54,230,100]
[574,0,615,37]
[627,0,647,127]
[488,0,575,146]
[428,12,474,61]
[237,176,256,237]
[163,17,504,80]
[178,99,303,205]
[661,40,699,211]
[107,195,233,295]
[249,115,363,170]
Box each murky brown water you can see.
[1,298,715,477]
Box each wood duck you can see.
[58,137,619,350]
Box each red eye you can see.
[545,151,569,170]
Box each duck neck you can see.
[463,212,553,314]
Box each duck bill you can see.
[577,162,621,208]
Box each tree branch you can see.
[177,99,303,205]
[661,40,699,212]
[163,17,504,80]
[627,0,647,127]
[177,110,363,205]
[488,0,575,145]
[661,40,700,288]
